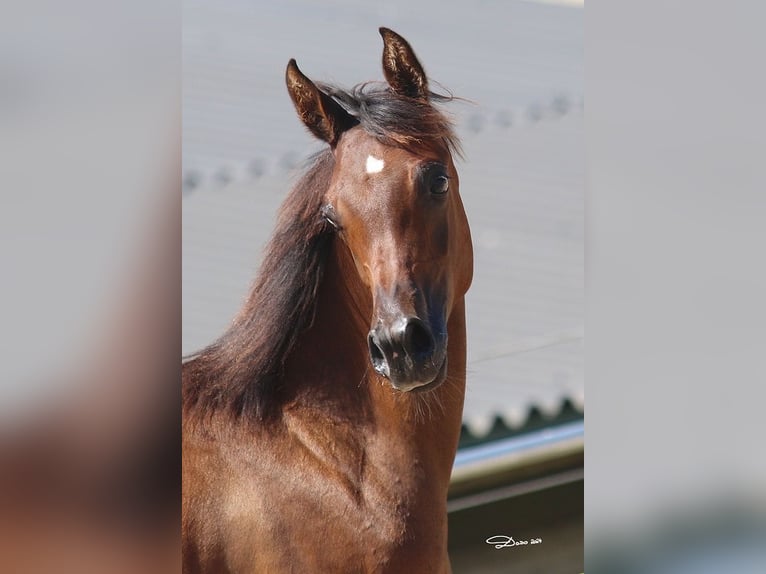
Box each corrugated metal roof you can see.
[183,0,583,439]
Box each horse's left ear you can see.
[379,27,429,100]
[285,59,356,146]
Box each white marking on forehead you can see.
[365,155,385,174]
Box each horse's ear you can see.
[285,59,355,146]
[379,27,429,100]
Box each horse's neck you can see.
[281,237,466,490]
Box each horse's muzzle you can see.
[367,316,446,391]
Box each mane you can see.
[182,151,335,422]
[320,81,462,157]
[183,82,460,423]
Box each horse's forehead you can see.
[339,130,403,161]
[337,132,436,182]
[365,154,386,174]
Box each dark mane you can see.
[321,81,462,157]
[182,151,335,422]
[182,82,460,423]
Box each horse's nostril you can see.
[368,332,389,377]
[404,319,434,358]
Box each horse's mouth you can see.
[390,357,448,393]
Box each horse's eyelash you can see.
[320,205,342,230]
[421,162,449,178]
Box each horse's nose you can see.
[367,317,436,383]
[368,329,391,378]
[400,317,435,359]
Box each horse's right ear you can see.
[285,59,355,147]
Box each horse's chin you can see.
[390,357,448,394]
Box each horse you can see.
[182,28,473,574]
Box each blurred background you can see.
[183,0,583,572]
[1,3,180,573]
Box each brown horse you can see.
[182,28,473,574]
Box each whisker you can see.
[357,363,371,389]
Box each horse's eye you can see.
[320,204,342,230]
[430,175,450,196]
